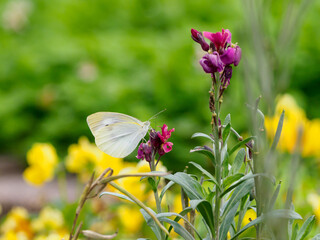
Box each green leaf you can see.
[223,114,231,125]
[312,234,320,240]
[229,136,255,156]
[222,151,229,178]
[231,149,245,175]
[191,132,214,142]
[221,173,275,197]
[190,146,215,164]
[147,177,157,192]
[165,207,194,239]
[222,173,244,189]
[296,215,316,240]
[221,179,254,222]
[268,181,281,211]
[270,110,285,152]
[99,192,134,203]
[140,209,162,240]
[223,123,231,143]
[164,172,204,200]
[292,223,299,240]
[189,199,215,238]
[230,210,302,240]
[189,161,220,190]
[157,212,203,240]
[160,217,195,240]
[160,180,175,203]
[219,202,240,240]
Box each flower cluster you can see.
[137,124,174,163]
[191,28,241,88]
[0,206,68,240]
[66,136,126,182]
[23,143,58,186]
[264,94,320,158]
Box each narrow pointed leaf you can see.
[160,180,175,203]
[221,179,254,222]
[229,136,255,156]
[190,146,215,163]
[222,173,244,189]
[268,181,281,211]
[270,110,285,151]
[296,215,316,240]
[312,234,320,239]
[189,161,220,190]
[231,149,245,175]
[157,212,203,240]
[219,202,240,240]
[189,199,215,237]
[223,114,231,125]
[221,173,275,197]
[99,192,134,203]
[159,217,195,240]
[230,210,302,240]
[223,123,231,143]
[191,133,214,142]
[164,172,204,200]
[140,209,162,240]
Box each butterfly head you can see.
[143,121,151,131]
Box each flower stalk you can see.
[213,72,222,240]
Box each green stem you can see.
[150,156,165,240]
[109,182,169,236]
[213,72,221,240]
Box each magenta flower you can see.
[199,53,224,74]
[203,29,232,53]
[158,124,175,155]
[137,124,174,163]
[191,28,210,51]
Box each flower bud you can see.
[191,28,210,51]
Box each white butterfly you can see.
[87,112,150,158]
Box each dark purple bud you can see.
[136,142,153,162]
[191,28,210,51]
[222,65,232,88]
[199,53,224,74]
[149,129,162,149]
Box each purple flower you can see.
[137,141,153,162]
[199,53,224,73]
[191,28,210,51]
[203,29,232,53]
[220,46,241,66]
[136,124,174,162]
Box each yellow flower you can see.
[118,205,144,233]
[307,193,320,221]
[34,233,68,240]
[66,136,125,181]
[265,94,320,157]
[0,207,33,239]
[23,143,58,186]
[31,206,64,232]
[0,230,29,240]
[242,208,257,227]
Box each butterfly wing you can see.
[87,112,149,158]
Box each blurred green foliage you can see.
[0,0,319,170]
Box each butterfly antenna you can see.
[149,109,166,121]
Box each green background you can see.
[0,0,319,171]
